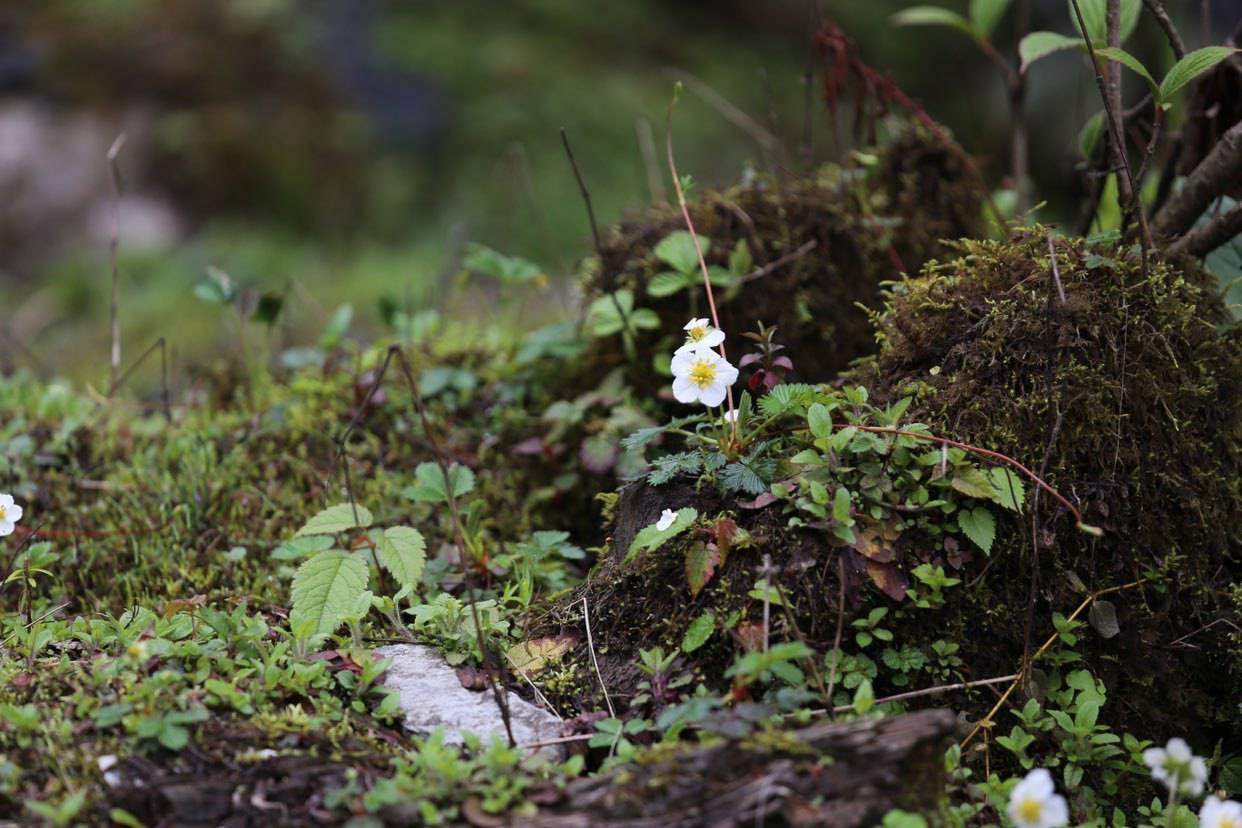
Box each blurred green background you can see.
[0,0,1229,382]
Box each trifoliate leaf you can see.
[626,507,697,563]
[377,527,426,589]
[295,503,374,537]
[653,230,710,274]
[958,507,996,554]
[290,550,369,638]
[681,612,715,653]
[988,467,1026,511]
[685,543,721,597]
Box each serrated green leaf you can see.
[720,462,767,496]
[653,231,710,273]
[377,527,426,589]
[1019,31,1081,72]
[290,550,369,638]
[647,271,690,298]
[681,612,715,653]
[626,507,697,563]
[988,467,1026,511]
[295,503,374,537]
[970,0,1010,38]
[1158,46,1237,103]
[958,507,996,554]
[685,543,721,597]
[892,6,976,39]
[1093,46,1157,94]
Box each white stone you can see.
[377,644,565,758]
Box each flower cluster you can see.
[670,319,738,408]
[0,493,23,537]
[1143,737,1209,797]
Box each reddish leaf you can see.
[712,517,738,562]
[685,542,721,597]
[455,665,489,690]
[511,436,546,456]
[738,492,777,510]
[850,526,896,563]
[736,622,765,652]
[867,560,909,601]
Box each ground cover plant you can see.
[1,1,1240,825]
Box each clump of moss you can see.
[860,228,1241,740]
[578,126,985,397]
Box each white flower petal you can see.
[8,505,21,523]
[670,349,697,375]
[655,509,677,531]
[1143,747,1166,770]
[723,409,739,423]
[699,329,725,348]
[0,521,13,537]
[0,493,13,508]
[1166,738,1192,762]
[699,383,727,408]
[683,318,709,331]
[672,375,699,404]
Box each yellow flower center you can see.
[687,325,708,342]
[1018,798,1042,823]
[0,505,7,522]
[1222,817,1239,828]
[688,359,718,389]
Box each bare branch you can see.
[1167,201,1242,257]
[1141,0,1186,59]
[1153,121,1242,240]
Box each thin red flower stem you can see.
[666,84,738,440]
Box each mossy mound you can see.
[578,126,984,397]
[531,230,1240,752]
[860,230,1241,740]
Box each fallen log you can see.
[517,709,958,827]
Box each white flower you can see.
[655,509,677,531]
[675,318,725,354]
[671,347,738,408]
[723,409,739,424]
[1007,769,1068,828]
[0,494,23,537]
[1143,737,1208,796]
[1201,797,1242,828]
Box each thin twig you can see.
[559,128,602,255]
[108,336,172,420]
[665,68,784,164]
[582,596,615,719]
[737,240,818,286]
[1046,234,1067,305]
[1141,0,1186,59]
[635,118,668,206]
[962,580,1143,748]
[1068,0,1154,258]
[106,134,126,393]
[823,554,847,708]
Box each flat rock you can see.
[377,644,565,758]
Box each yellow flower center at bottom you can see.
[1221,818,1239,828]
[688,359,718,388]
[1018,799,1042,823]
